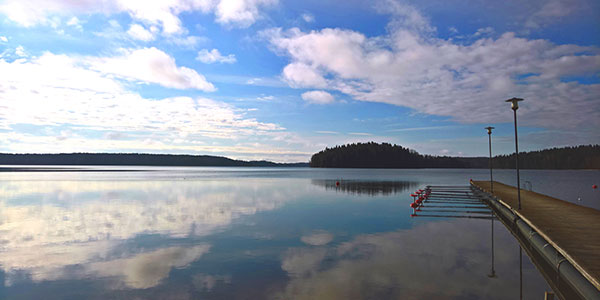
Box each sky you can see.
[0,0,598,162]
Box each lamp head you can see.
[485,126,494,134]
[505,97,523,110]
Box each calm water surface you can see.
[1,167,599,299]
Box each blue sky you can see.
[0,0,598,162]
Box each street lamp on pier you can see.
[505,97,523,210]
[485,126,494,193]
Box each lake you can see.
[1,167,599,299]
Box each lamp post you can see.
[486,127,497,280]
[505,97,523,210]
[485,126,494,193]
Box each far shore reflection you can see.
[311,179,418,195]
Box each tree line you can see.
[309,142,600,169]
[491,144,600,169]
[0,153,308,167]
[1,144,597,169]
[309,142,469,168]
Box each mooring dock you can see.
[471,180,600,299]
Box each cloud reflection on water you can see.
[300,231,334,246]
[192,273,232,292]
[282,247,329,278]
[276,219,548,300]
[0,179,300,288]
[0,174,552,298]
[88,245,211,289]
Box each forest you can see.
[0,153,308,167]
[309,142,600,169]
[491,144,600,169]
[2,144,598,169]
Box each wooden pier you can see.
[472,180,600,293]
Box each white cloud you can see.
[196,48,237,64]
[108,19,120,28]
[473,26,494,37]
[388,125,457,132]
[0,50,316,161]
[0,0,201,34]
[268,27,367,79]
[66,16,79,26]
[99,20,205,47]
[0,51,287,144]
[301,90,335,104]
[0,36,7,42]
[0,0,277,31]
[265,3,600,129]
[256,95,274,101]
[168,35,208,48]
[127,24,155,41]
[375,0,435,33]
[214,0,278,28]
[87,47,216,91]
[282,62,328,88]
[301,13,314,23]
[525,0,577,30]
[0,131,312,161]
[103,131,128,140]
[66,16,82,30]
[14,45,26,57]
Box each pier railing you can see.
[471,181,600,300]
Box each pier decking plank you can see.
[472,181,600,291]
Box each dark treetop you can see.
[309,142,600,169]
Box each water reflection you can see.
[87,245,211,289]
[488,216,497,278]
[301,231,334,246]
[275,219,547,300]
[0,170,555,299]
[311,180,417,195]
[193,273,232,292]
[0,178,300,289]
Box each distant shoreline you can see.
[0,153,309,168]
[0,166,311,172]
[0,167,151,172]
[2,144,599,170]
[1,165,597,171]
[310,143,600,170]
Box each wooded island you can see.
[309,142,600,169]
